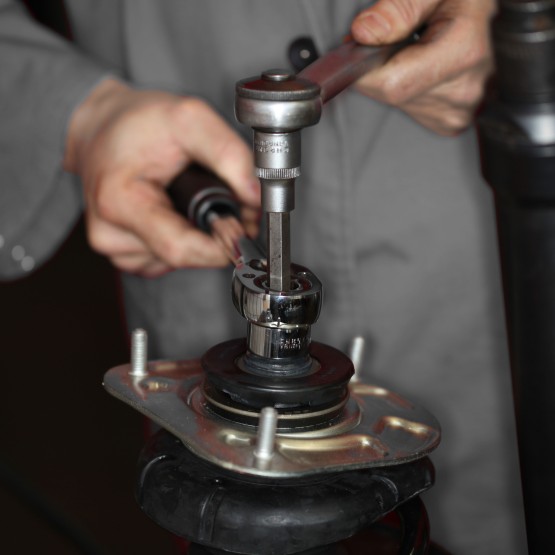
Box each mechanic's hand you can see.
[351,0,496,135]
[64,78,260,277]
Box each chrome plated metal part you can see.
[348,336,366,382]
[232,263,322,327]
[130,328,148,377]
[255,130,301,184]
[246,324,311,359]
[104,358,441,478]
[232,261,322,359]
[260,175,296,213]
[236,72,319,295]
[254,407,278,461]
[235,71,322,131]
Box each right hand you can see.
[64,78,260,277]
[351,0,495,136]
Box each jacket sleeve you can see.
[0,0,112,280]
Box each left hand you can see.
[351,0,496,135]
[64,79,260,277]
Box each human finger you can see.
[94,172,232,268]
[85,215,150,258]
[396,72,488,134]
[110,253,173,277]
[355,16,489,108]
[171,98,261,208]
[351,0,440,45]
[240,206,262,239]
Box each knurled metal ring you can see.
[256,167,301,179]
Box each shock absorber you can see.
[477,1,555,552]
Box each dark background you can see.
[0,219,176,554]
[0,5,174,552]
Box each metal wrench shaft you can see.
[299,39,410,104]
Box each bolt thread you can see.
[254,407,278,459]
[130,328,148,376]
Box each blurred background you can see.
[0,3,177,550]
[0,217,176,554]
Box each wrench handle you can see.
[299,35,417,105]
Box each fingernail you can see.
[356,12,391,43]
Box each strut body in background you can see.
[478,1,555,552]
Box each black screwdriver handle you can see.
[167,165,241,233]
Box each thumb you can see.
[351,0,439,45]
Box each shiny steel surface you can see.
[246,323,311,359]
[232,262,322,326]
[235,96,322,132]
[261,178,295,213]
[236,73,318,297]
[252,125,299,293]
[104,359,441,478]
[268,212,290,291]
[254,130,301,179]
[253,407,278,461]
[236,69,321,101]
[130,328,148,377]
[233,260,321,357]
[347,336,365,382]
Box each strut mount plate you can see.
[104,354,440,478]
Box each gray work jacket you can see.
[0,1,527,553]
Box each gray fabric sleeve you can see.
[0,0,112,280]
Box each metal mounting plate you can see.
[104,358,440,478]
